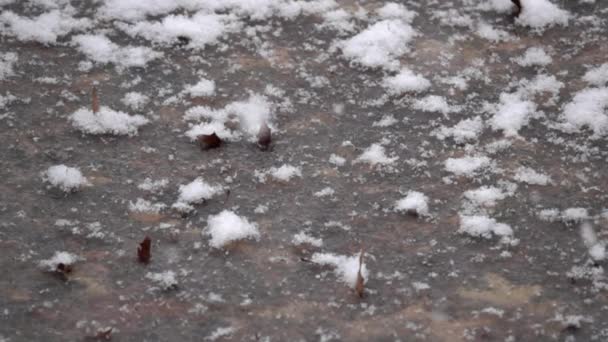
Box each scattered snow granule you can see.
[372,114,398,127]
[444,156,491,176]
[0,52,17,80]
[0,10,91,44]
[254,204,268,214]
[341,19,416,70]
[515,47,552,67]
[183,78,215,97]
[583,64,608,86]
[39,251,81,272]
[314,187,335,197]
[516,0,570,30]
[311,252,368,288]
[69,106,149,136]
[121,92,149,110]
[513,167,552,185]
[413,95,453,115]
[435,116,484,143]
[292,232,323,247]
[412,281,430,292]
[490,93,536,136]
[44,165,87,192]
[561,208,589,223]
[376,3,416,22]
[538,208,560,222]
[205,210,260,248]
[481,307,505,318]
[145,271,177,290]
[463,186,506,207]
[458,215,513,240]
[355,144,398,166]
[72,34,162,68]
[175,178,223,204]
[129,198,166,213]
[476,22,512,42]
[383,69,431,94]
[561,87,608,136]
[138,178,168,193]
[329,154,346,166]
[206,326,236,341]
[580,223,606,261]
[395,191,430,216]
[268,164,302,182]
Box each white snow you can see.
[476,22,513,42]
[434,116,484,143]
[561,208,590,223]
[516,0,570,30]
[39,251,81,271]
[561,87,608,136]
[329,154,346,166]
[515,47,552,67]
[0,52,17,80]
[463,186,506,207]
[490,93,536,137]
[444,156,491,176]
[129,198,166,213]
[314,187,335,198]
[204,210,260,248]
[513,167,552,185]
[267,164,302,182]
[121,92,149,110]
[174,178,224,208]
[44,165,87,192]
[0,10,91,44]
[72,34,162,68]
[341,19,416,70]
[372,114,398,127]
[580,223,606,261]
[69,106,149,136]
[412,95,453,115]
[458,214,514,242]
[583,64,608,86]
[355,143,398,166]
[395,191,430,216]
[138,178,169,193]
[292,232,323,247]
[183,78,215,97]
[383,68,431,94]
[376,3,416,22]
[311,252,368,289]
[146,271,178,290]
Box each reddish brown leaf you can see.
[355,248,365,298]
[92,87,100,113]
[257,122,271,151]
[511,0,522,17]
[197,132,222,150]
[137,236,151,264]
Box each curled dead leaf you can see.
[137,237,151,264]
[92,86,100,113]
[511,0,521,17]
[257,122,271,151]
[197,132,222,150]
[355,248,365,298]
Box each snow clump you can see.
[39,251,82,272]
[395,191,430,216]
[458,215,514,243]
[204,210,260,248]
[311,252,368,289]
[69,106,149,136]
[515,0,570,30]
[44,165,88,192]
[146,271,178,290]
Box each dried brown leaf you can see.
[257,122,271,151]
[137,236,151,264]
[355,248,365,298]
[95,327,113,340]
[511,0,522,17]
[197,132,222,150]
[92,87,100,113]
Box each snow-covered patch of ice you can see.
[204,210,260,248]
[39,251,82,272]
[43,165,88,192]
[516,0,570,30]
[513,166,552,185]
[395,191,430,217]
[129,198,166,213]
[146,271,178,290]
[183,78,215,97]
[445,156,491,177]
[355,143,398,166]
[463,186,506,207]
[490,93,537,137]
[292,232,323,247]
[458,214,514,243]
[311,252,368,289]
[0,52,17,80]
[583,63,608,86]
[434,116,484,143]
[0,9,91,44]
[121,92,149,111]
[72,34,163,68]
[69,106,149,136]
[382,68,430,94]
[560,87,608,136]
[514,47,552,67]
[412,95,453,115]
[340,19,416,70]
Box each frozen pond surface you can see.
[1,0,608,341]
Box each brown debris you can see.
[92,87,100,113]
[95,328,113,340]
[257,122,271,151]
[137,237,151,264]
[511,0,522,17]
[355,248,365,298]
[197,132,222,150]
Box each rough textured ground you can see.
[1,0,608,341]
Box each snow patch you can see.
[204,210,260,248]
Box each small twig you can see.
[92,87,100,113]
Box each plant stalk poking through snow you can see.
[257,122,271,151]
[198,132,222,150]
[138,236,151,264]
[355,248,365,298]
[92,86,99,113]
